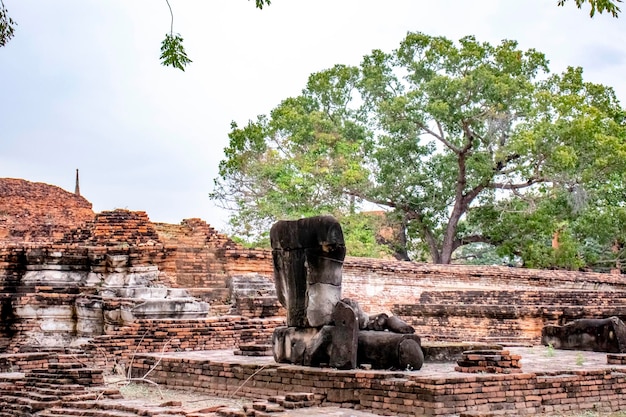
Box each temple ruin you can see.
[2,177,626,416]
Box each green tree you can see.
[212,32,626,265]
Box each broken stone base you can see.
[455,349,522,374]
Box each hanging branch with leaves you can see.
[254,0,271,9]
[0,0,17,47]
[557,0,622,17]
[159,0,269,70]
[160,0,192,71]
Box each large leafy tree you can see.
[212,32,626,266]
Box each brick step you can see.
[18,389,62,402]
[0,410,32,417]
[0,373,24,383]
[25,374,80,384]
[461,410,510,417]
[69,400,187,416]
[64,391,112,401]
[0,393,58,411]
[152,411,188,417]
[16,394,60,409]
[52,355,95,365]
[0,384,22,393]
[32,414,69,417]
[0,400,34,414]
[215,407,247,417]
[234,343,273,357]
[30,367,102,377]
[26,379,96,388]
[22,385,92,398]
[40,407,141,417]
[246,401,284,413]
[27,373,103,385]
[47,362,88,370]
[266,392,318,409]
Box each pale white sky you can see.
[1,0,624,231]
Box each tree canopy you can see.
[212,31,626,268]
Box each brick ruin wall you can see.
[0,178,94,243]
[339,259,626,344]
[5,178,626,417]
[3,237,626,360]
[2,178,626,364]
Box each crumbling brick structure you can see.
[2,177,626,364]
[4,177,626,417]
[0,178,94,243]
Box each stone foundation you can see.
[129,349,626,416]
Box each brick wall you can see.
[223,249,274,277]
[0,352,49,372]
[393,289,626,344]
[130,353,626,416]
[5,239,625,350]
[342,259,626,313]
[154,219,236,290]
[88,316,284,366]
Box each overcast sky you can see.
[1,0,625,231]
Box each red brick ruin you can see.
[2,178,626,416]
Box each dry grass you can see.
[110,378,251,411]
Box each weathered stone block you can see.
[357,331,424,370]
[329,300,358,369]
[270,216,346,328]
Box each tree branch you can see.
[452,234,493,251]
[463,152,522,204]
[492,178,545,190]
[418,121,460,153]
[165,0,173,35]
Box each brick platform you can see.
[126,347,626,416]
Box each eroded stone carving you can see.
[541,316,626,353]
[270,215,423,370]
[270,215,345,328]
